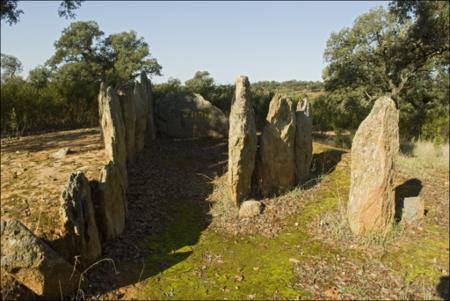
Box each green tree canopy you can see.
[1,53,23,81]
[185,71,215,99]
[48,21,162,87]
[1,0,83,25]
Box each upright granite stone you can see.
[91,161,126,241]
[134,81,148,153]
[347,96,399,235]
[258,95,296,196]
[99,85,127,187]
[1,219,79,299]
[228,76,257,207]
[119,83,137,164]
[57,172,102,268]
[141,72,156,142]
[295,99,313,184]
[155,92,228,138]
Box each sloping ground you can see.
[82,139,448,300]
[0,128,106,242]
[1,129,448,300]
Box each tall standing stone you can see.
[91,161,126,241]
[1,219,80,299]
[141,72,156,142]
[347,96,399,235]
[119,83,137,164]
[99,85,127,187]
[258,95,296,196]
[57,172,102,268]
[228,76,257,207]
[295,99,313,184]
[134,80,148,153]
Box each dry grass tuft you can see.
[399,141,449,178]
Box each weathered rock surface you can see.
[347,96,399,235]
[50,147,71,159]
[1,219,79,299]
[134,81,148,153]
[91,161,126,241]
[141,72,156,142]
[228,76,257,206]
[155,92,228,138]
[295,99,313,184]
[57,172,102,268]
[238,200,262,218]
[119,83,137,164]
[99,85,128,187]
[258,95,296,196]
[402,196,425,224]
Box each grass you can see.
[399,140,449,179]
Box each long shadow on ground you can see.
[82,137,228,298]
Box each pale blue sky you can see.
[1,1,388,84]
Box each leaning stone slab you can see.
[228,75,257,206]
[295,99,313,184]
[347,96,399,235]
[56,172,102,268]
[91,161,126,242]
[1,219,79,299]
[258,95,296,196]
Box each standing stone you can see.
[57,172,102,268]
[1,219,79,299]
[91,161,126,241]
[141,72,156,142]
[134,81,149,154]
[347,96,399,235]
[228,75,257,207]
[119,83,137,164]
[99,85,127,187]
[295,99,313,184]
[258,95,296,196]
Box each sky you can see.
[1,1,388,84]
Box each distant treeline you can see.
[2,1,448,143]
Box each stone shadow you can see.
[82,137,228,297]
[301,149,345,190]
[394,178,423,223]
[436,275,449,300]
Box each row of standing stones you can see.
[228,75,313,218]
[1,73,401,299]
[1,72,156,299]
[228,76,402,236]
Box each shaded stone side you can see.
[56,172,102,268]
[91,161,126,242]
[295,99,313,184]
[99,85,128,188]
[1,219,79,299]
[119,83,137,164]
[258,95,296,196]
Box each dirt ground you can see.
[0,128,448,300]
[1,128,106,242]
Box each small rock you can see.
[238,200,262,218]
[289,258,300,264]
[50,147,71,159]
[402,196,425,224]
